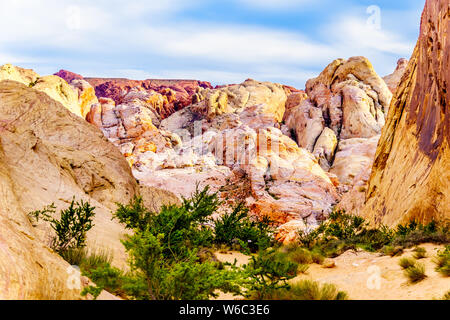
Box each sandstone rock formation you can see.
[284,57,392,185]
[383,58,409,94]
[191,79,288,122]
[364,0,450,226]
[1,64,85,117]
[129,79,340,241]
[0,80,179,299]
[53,71,214,117]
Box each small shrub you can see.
[311,250,325,265]
[264,280,348,300]
[214,202,273,253]
[399,257,416,270]
[413,247,427,259]
[244,249,298,300]
[60,248,88,266]
[289,248,313,265]
[433,246,450,277]
[28,199,95,254]
[404,263,427,283]
[381,245,403,257]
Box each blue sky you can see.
[0,0,425,88]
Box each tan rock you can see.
[0,80,179,299]
[192,79,288,122]
[70,79,99,118]
[330,136,379,186]
[383,58,409,94]
[364,0,450,226]
[313,127,338,170]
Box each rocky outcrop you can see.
[84,77,212,116]
[364,0,450,226]
[86,96,181,167]
[54,69,83,83]
[133,79,340,240]
[0,80,179,299]
[285,57,391,183]
[1,64,84,117]
[191,79,288,122]
[383,58,409,94]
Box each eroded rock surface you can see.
[0,80,179,299]
[364,0,450,226]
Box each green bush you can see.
[244,248,298,300]
[298,210,393,255]
[109,186,244,300]
[297,210,448,259]
[391,220,449,248]
[28,199,95,254]
[381,245,404,257]
[214,202,273,253]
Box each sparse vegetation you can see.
[442,291,450,300]
[413,247,427,259]
[260,280,348,300]
[28,198,95,254]
[298,210,449,259]
[404,262,427,283]
[399,257,416,270]
[433,246,450,277]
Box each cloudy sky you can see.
[0,0,425,88]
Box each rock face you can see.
[0,80,179,299]
[127,79,339,241]
[285,57,391,186]
[383,58,409,94]
[1,64,85,117]
[192,79,288,122]
[364,0,450,226]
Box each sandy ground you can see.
[215,243,450,300]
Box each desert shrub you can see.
[413,247,427,259]
[263,280,348,300]
[28,199,95,254]
[297,211,448,259]
[244,248,298,300]
[289,248,313,265]
[107,186,244,300]
[298,210,393,256]
[433,246,450,277]
[399,257,416,270]
[381,245,404,257]
[404,262,427,283]
[391,220,449,248]
[60,248,88,266]
[310,249,325,264]
[81,262,126,299]
[214,202,274,253]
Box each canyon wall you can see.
[363,0,450,226]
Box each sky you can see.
[0,0,425,88]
